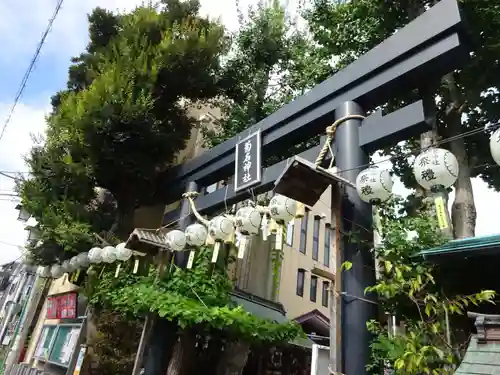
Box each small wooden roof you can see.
[125,228,167,256]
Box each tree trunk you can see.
[108,206,135,241]
[216,341,250,375]
[166,333,196,375]
[443,72,477,238]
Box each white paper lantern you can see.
[88,247,103,264]
[69,256,79,270]
[165,230,187,251]
[235,206,262,235]
[102,246,117,263]
[356,167,393,204]
[38,266,51,278]
[185,223,208,247]
[490,128,500,166]
[76,252,90,268]
[413,148,459,191]
[61,260,75,273]
[51,264,64,279]
[268,194,297,222]
[115,242,133,261]
[208,216,234,241]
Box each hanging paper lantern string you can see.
[268,194,298,250]
[208,215,235,263]
[184,223,208,269]
[234,204,262,259]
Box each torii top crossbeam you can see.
[157,0,467,218]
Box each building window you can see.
[286,220,294,246]
[312,216,320,260]
[310,276,318,302]
[322,281,329,307]
[324,224,331,267]
[296,269,305,297]
[299,209,309,253]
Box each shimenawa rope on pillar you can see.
[315,114,366,167]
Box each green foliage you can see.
[19,0,230,263]
[88,247,304,344]
[204,0,326,159]
[89,309,143,375]
[304,0,500,190]
[362,197,495,373]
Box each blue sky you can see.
[0,0,498,264]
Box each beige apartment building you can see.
[183,106,336,326]
[138,103,335,331]
[279,186,336,320]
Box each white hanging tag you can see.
[275,226,283,250]
[133,259,140,274]
[261,215,269,241]
[237,236,248,259]
[187,251,195,269]
[114,264,121,278]
[211,242,220,263]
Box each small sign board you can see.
[234,130,262,192]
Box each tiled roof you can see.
[455,337,500,374]
[417,234,500,260]
[456,313,500,374]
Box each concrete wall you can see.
[278,186,336,319]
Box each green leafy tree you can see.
[20,0,229,260]
[204,0,327,157]
[19,2,307,374]
[361,198,495,374]
[304,0,500,239]
[19,2,230,373]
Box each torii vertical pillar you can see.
[335,101,376,375]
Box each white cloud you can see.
[0,103,49,264]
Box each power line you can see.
[0,240,24,249]
[0,0,64,142]
[0,172,22,182]
[334,123,499,175]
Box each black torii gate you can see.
[143,0,468,374]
